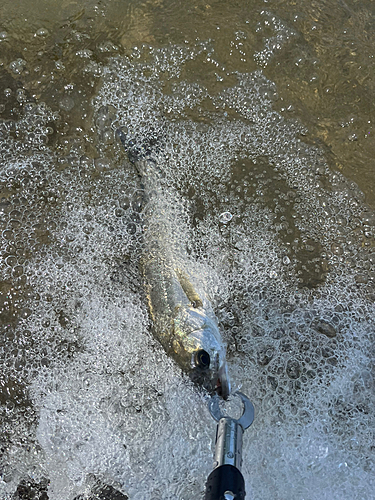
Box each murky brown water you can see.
[0,1,374,499]
[1,0,374,198]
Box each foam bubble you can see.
[9,59,26,75]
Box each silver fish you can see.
[119,131,230,397]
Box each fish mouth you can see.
[215,362,231,399]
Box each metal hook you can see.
[208,391,254,430]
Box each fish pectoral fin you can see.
[175,268,203,308]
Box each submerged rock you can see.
[13,478,48,500]
[13,478,128,500]
[75,480,128,500]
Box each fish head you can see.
[172,306,231,398]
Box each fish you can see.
[117,128,230,398]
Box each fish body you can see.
[119,131,230,397]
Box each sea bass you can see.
[118,130,230,398]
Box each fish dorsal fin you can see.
[175,268,203,308]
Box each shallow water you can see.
[0,1,374,499]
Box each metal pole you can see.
[204,392,254,500]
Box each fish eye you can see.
[195,349,210,369]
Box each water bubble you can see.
[331,242,343,255]
[257,346,275,366]
[126,222,137,235]
[6,255,17,266]
[362,212,375,226]
[219,211,233,223]
[76,49,93,59]
[36,27,49,37]
[119,197,131,210]
[355,274,368,284]
[9,210,22,219]
[94,157,111,171]
[13,265,24,277]
[115,208,125,217]
[286,359,301,379]
[59,95,75,111]
[16,89,27,103]
[55,60,65,70]
[3,230,14,240]
[19,307,31,319]
[98,41,118,53]
[9,58,26,75]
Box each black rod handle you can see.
[204,464,246,500]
